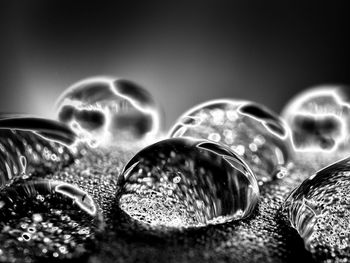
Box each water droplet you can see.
[117,137,259,228]
[281,85,350,168]
[0,117,77,189]
[169,99,291,183]
[55,76,163,148]
[284,156,350,260]
[0,179,103,261]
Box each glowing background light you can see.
[0,2,348,127]
[0,2,349,263]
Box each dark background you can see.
[0,0,349,128]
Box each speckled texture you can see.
[29,146,321,263]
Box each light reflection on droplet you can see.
[281,85,350,169]
[55,76,163,149]
[169,99,291,183]
[117,137,259,229]
[284,156,350,261]
[0,117,77,189]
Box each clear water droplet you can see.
[281,85,350,168]
[0,118,77,189]
[0,179,103,262]
[55,76,163,148]
[284,156,350,260]
[117,137,259,228]
[169,99,291,183]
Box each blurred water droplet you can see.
[0,179,103,262]
[117,137,259,228]
[284,156,350,261]
[169,99,291,184]
[0,117,77,188]
[55,76,163,149]
[281,85,350,169]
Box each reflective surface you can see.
[0,117,76,189]
[284,157,350,261]
[117,137,259,228]
[169,99,291,184]
[0,179,103,262]
[281,86,350,168]
[55,77,163,148]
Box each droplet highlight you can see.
[169,99,291,184]
[284,156,350,261]
[0,117,76,189]
[117,137,259,228]
[0,179,103,262]
[55,76,163,148]
[281,85,350,168]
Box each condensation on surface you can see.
[37,142,315,263]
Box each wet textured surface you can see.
[0,179,103,262]
[0,118,76,189]
[55,77,163,148]
[169,100,291,184]
[13,145,324,263]
[284,156,350,262]
[281,86,350,170]
[117,138,259,228]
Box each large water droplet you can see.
[281,85,350,169]
[55,76,163,148]
[0,179,103,262]
[169,99,291,184]
[117,137,259,228]
[284,156,350,261]
[0,117,77,188]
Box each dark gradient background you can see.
[0,1,349,128]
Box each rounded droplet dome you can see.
[0,117,76,188]
[55,76,163,148]
[117,137,259,228]
[284,156,350,260]
[169,99,291,184]
[281,85,350,169]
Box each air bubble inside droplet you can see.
[55,77,163,149]
[0,179,103,261]
[117,137,259,228]
[169,99,291,184]
[284,156,350,260]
